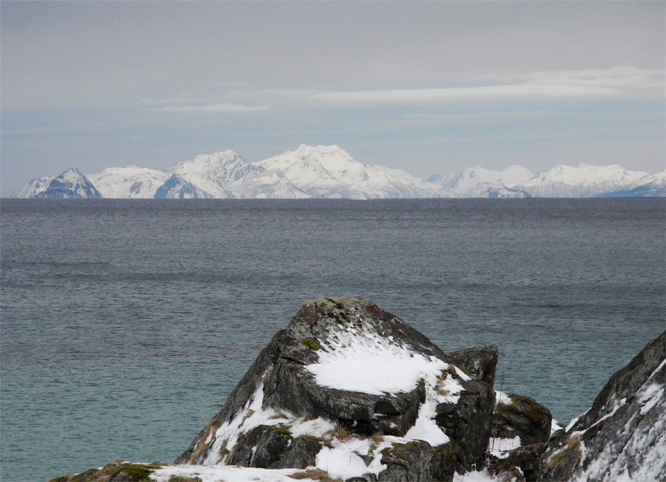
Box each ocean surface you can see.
[1,198,664,482]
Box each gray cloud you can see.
[161,103,269,113]
[2,1,663,109]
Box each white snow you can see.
[305,328,448,396]
[514,163,649,197]
[565,415,581,432]
[13,175,53,198]
[200,379,282,465]
[494,390,512,407]
[439,165,534,195]
[452,468,504,481]
[630,170,666,189]
[88,166,169,198]
[551,418,563,435]
[151,465,304,482]
[303,323,466,451]
[638,382,663,416]
[316,439,378,480]
[303,321,467,447]
[289,416,336,439]
[14,168,100,198]
[489,436,522,459]
[405,396,450,445]
[256,144,441,199]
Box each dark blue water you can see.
[1,199,664,482]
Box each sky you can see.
[1,0,664,196]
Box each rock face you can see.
[492,393,552,446]
[539,331,666,482]
[488,393,552,481]
[176,298,496,480]
[448,345,498,387]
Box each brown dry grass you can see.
[323,424,353,443]
[289,468,342,482]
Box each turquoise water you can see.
[1,198,664,482]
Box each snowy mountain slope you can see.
[14,168,102,199]
[468,184,531,199]
[154,174,214,199]
[257,150,347,198]
[166,150,254,198]
[436,165,534,195]
[230,169,311,199]
[13,175,54,198]
[601,170,666,197]
[514,163,649,198]
[256,144,441,199]
[167,150,312,199]
[88,166,170,198]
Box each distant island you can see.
[14,144,666,199]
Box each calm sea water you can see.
[1,198,664,482]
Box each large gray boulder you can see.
[176,298,496,481]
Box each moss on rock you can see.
[300,338,320,350]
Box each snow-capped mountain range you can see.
[13,144,665,199]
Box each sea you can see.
[1,198,664,482]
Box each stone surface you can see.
[539,331,666,482]
[447,345,498,387]
[492,393,552,446]
[435,377,496,469]
[378,441,436,482]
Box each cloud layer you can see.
[1,1,664,195]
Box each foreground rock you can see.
[539,331,666,482]
[176,298,495,481]
[47,300,665,482]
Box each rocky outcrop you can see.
[47,461,166,482]
[46,300,665,482]
[175,298,496,480]
[448,345,498,387]
[493,393,552,446]
[539,331,666,482]
[487,393,552,481]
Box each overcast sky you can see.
[1,1,664,195]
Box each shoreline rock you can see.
[47,299,665,482]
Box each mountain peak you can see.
[288,144,361,173]
[516,163,650,197]
[172,150,259,190]
[15,167,102,199]
[441,164,534,193]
